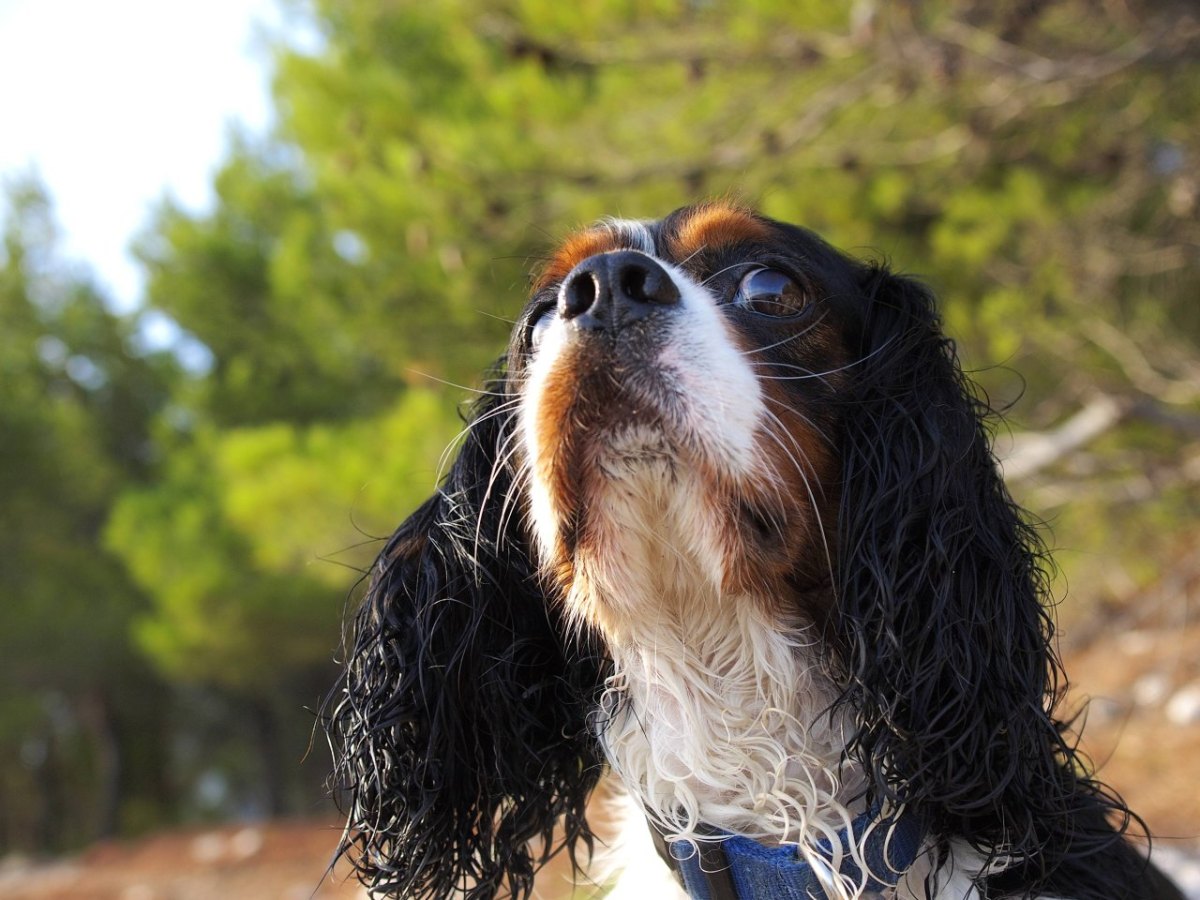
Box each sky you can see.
[0,0,287,315]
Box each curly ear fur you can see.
[832,267,1172,899]
[327,369,607,900]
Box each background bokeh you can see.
[1,0,1197,896]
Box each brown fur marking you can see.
[666,202,771,262]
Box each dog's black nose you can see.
[559,250,680,331]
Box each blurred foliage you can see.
[106,388,458,691]
[1,0,1197,855]
[0,178,179,847]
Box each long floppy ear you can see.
[327,368,607,900]
[832,268,1147,895]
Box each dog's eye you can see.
[529,304,556,349]
[734,268,806,317]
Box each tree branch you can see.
[1081,319,1200,405]
[999,393,1133,482]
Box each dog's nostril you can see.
[620,266,647,301]
[563,271,598,318]
[620,262,679,307]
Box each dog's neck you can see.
[599,602,863,846]
[568,469,865,846]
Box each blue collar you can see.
[653,808,924,900]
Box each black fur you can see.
[327,372,607,899]
[327,211,1183,900]
[832,267,1180,899]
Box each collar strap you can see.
[649,808,923,900]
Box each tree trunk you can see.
[81,690,122,839]
[251,698,287,816]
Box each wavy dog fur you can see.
[329,375,608,898]
[327,204,1183,900]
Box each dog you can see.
[327,202,1184,899]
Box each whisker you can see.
[699,260,746,287]
[747,340,896,381]
[496,462,532,545]
[739,311,831,357]
[473,421,526,558]
[407,369,513,396]
[473,310,520,325]
[434,398,522,483]
[761,394,836,450]
[756,411,836,584]
[758,406,825,496]
[675,244,709,269]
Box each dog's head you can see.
[329,202,1132,899]
[513,205,853,644]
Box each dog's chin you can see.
[527,434,817,644]
[524,356,738,544]
[590,425,679,472]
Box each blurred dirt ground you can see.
[1,625,1197,900]
[0,818,363,900]
[1062,617,1200,896]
